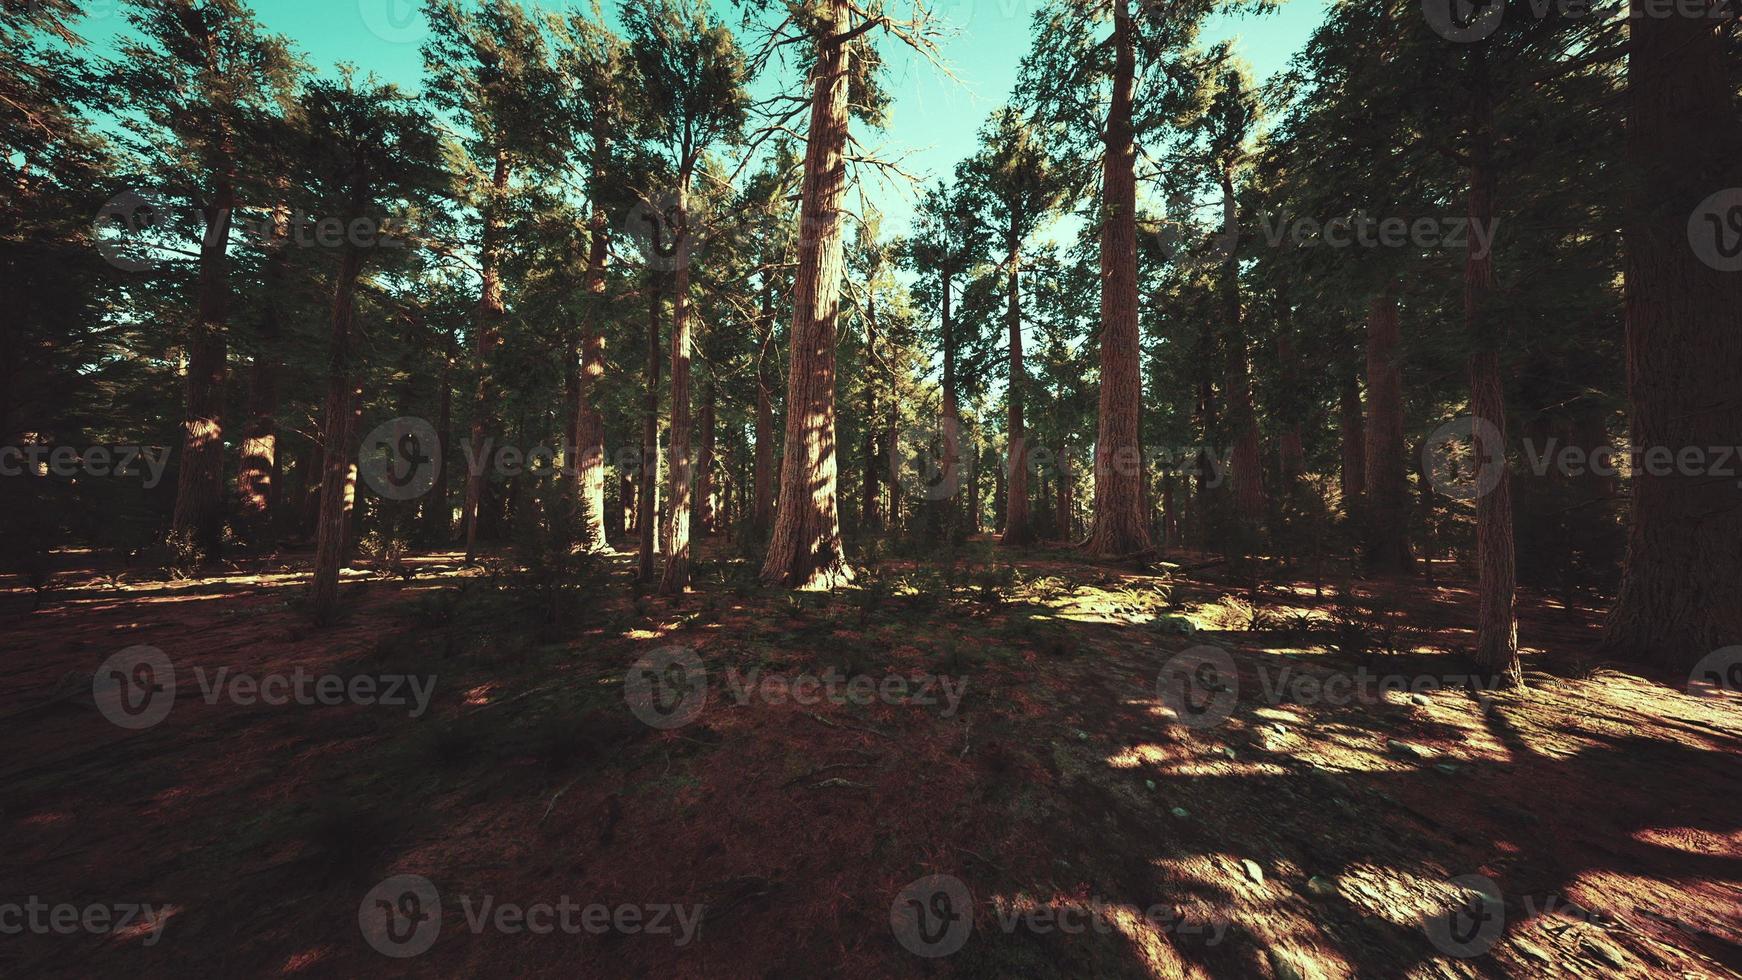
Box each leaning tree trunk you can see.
[1001,233,1034,546]
[658,194,695,596]
[753,278,777,536]
[639,275,663,583]
[462,149,510,561]
[1600,0,1742,669]
[170,170,235,559]
[310,241,367,623]
[1465,62,1521,687]
[1084,0,1152,558]
[760,0,855,589]
[1363,285,1411,574]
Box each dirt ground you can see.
[2,539,1738,978]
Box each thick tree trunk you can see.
[1601,0,1742,669]
[760,0,855,589]
[462,149,510,561]
[753,279,776,536]
[1466,67,1521,687]
[1084,0,1152,558]
[310,243,367,623]
[1363,286,1411,573]
[639,276,663,583]
[658,194,695,596]
[170,173,235,558]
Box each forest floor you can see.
[2,537,1739,979]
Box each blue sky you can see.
[75,0,1331,236]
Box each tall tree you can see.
[625,0,749,595]
[112,0,296,559]
[300,76,443,622]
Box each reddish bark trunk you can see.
[462,149,510,561]
[1363,286,1411,573]
[1083,0,1152,558]
[760,0,855,589]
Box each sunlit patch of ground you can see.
[1,538,1737,978]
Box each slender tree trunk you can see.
[658,190,695,596]
[170,171,235,558]
[696,380,717,535]
[1466,62,1521,687]
[640,276,663,583]
[237,200,287,545]
[761,0,855,589]
[573,144,611,551]
[423,333,455,545]
[1084,0,1150,558]
[937,265,962,534]
[1340,370,1366,513]
[1363,285,1411,573]
[1600,0,1742,669]
[463,149,510,561]
[862,285,881,531]
[1220,169,1264,527]
[885,400,900,533]
[1056,444,1073,541]
[753,278,776,536]
[1276,296,1305,483]
[310,241,367,623]
[1002,232,1033,546]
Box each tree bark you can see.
[696,379,717,535]
[1340,369,1366,513]
[861,283,881,531]
[573,144,611,552]
[310,242,367,623]
[760,0,855,589]
[1083,0,1152,558]
[1220,168,1264,527]
[639,275,663,583]
[1001,231,1033,546]
[170,171,235,559]
[1363,285,1411,573]
[753,277,777,536]
[462,149,511,561]
[237,199,288,545]
[1600,0,1742,669]
[658,190,695,595]
[1465,61,1520,686]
